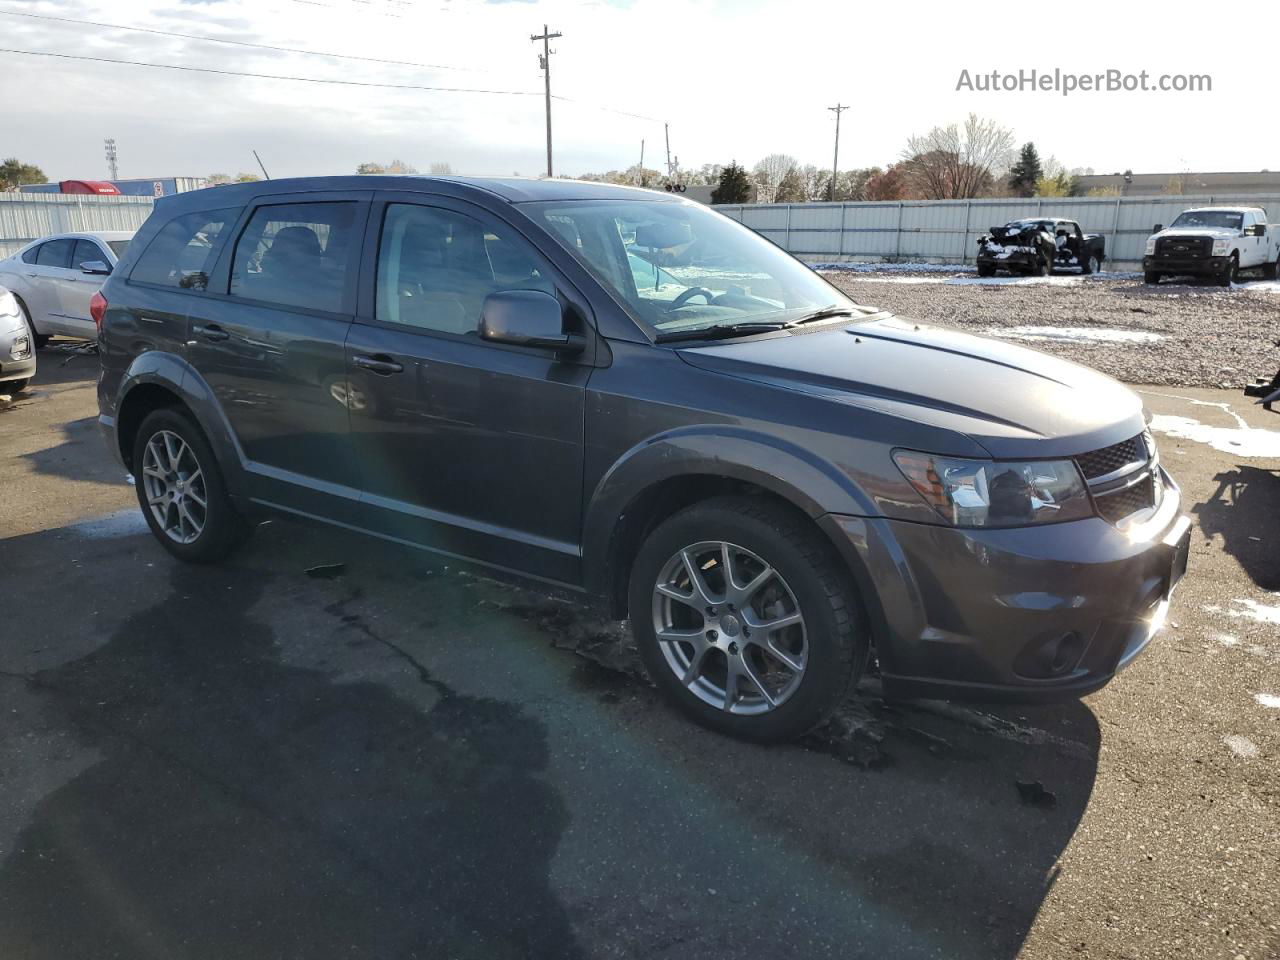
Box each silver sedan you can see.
[0,286,36,393]
[0,231,134,344]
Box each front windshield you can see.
[1170,211,1243,230]
[524,198,860,336]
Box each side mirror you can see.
[1153,224,1163,234]
[479,290,584,354]
[79,260,111,275]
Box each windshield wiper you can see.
[654,321,791,344]
[782,305,860,327]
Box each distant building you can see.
[18,176,209,197]
[1074,170,1280,198]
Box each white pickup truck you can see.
[1143,206,1280,285]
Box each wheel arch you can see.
[582,428,880,619]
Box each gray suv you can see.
[97,177,1191,741]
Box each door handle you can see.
[352,354,404,375]
[193,323,229,342]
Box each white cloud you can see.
[4,0,1270,182]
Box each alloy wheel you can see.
[651,541,807,715]
[141,429,208,544]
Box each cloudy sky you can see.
[3,0,1273,183]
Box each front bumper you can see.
[822,472,1190,703]
[977,251,1037,270]
[1144,254,1230,276]
[0,353,36,383]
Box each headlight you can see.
[0,290,18,318]
[1212,238,1231,256]
[1145,237,1157,255]
[893,451,1093,527]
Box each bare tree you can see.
[900,114,1014,199]
[752,153,800,204]
[429,162,454,175]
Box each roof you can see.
[189,175,680,205]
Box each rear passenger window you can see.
[35,239,73,268]
[229,202,357,313]
[375,203,555,334]
[131,208,239,290]
[21,244,41,265]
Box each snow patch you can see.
[1255,693,1280,709]
[1148,414,1280,458]
[1234,279,1280,293]
[71,508,148,540]
[945,274,1084,287]
[834,275,946,285]
[809,261,975,274]
[991,326,1163,344]
[1223,734,1259,758]
[1222,597,1280,625]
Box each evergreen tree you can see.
[711,162,752,204]
[1007,143,1042,196]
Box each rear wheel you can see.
[977,263,995,277]
[628,496,866,742]
[1144,271,1162,285]
[1082,254,1100,275]
[15,297,48,349]
[132,408,250,563]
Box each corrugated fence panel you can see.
[719,193,1280,268]
[0,194,155,258]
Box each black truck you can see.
[976,218,1105,277]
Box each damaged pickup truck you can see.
[976,218,1104,278]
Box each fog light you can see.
[1014,631,1086,679]
[10,334,29,359]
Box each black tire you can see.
[1144,271,1162,285]
[1032,253,1049,277]
[1082,253,1100,275]
[977,263,995,278]
[628,496,867,743]
[3,378,29,393]
[132,407,250,563]
[1220,254,1238,287]
[15,297,49,349]
[1267,258,1279,281]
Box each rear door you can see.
[187,192,370,521]
[344,192,593,583]
[53,238,111,336]
[30,238,76,335]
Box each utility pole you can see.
[827,103,848,201]
[637,140,645,185]
[104,138,118,180]
[530,25,562,178]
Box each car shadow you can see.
[1193,465,1280,589]
[0,519,1099,959]
[19,416,129,489]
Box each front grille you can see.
[1095,473,1156,524]
[1075,435,1145,481]
[1155,236,1212,259]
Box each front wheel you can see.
[977,263,996,277]
[1144,271,1162,285]
[628,496,866,742]
[3,378,29,394]
[1266,257,1280,281]
[1082,254,1100,275]
[133,408,250,563]
[16,297,49,349]
[1220,255,1238,287]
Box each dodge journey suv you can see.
[97,176,1191,741]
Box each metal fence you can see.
[715,193,1280,269]
[0,193,155,258]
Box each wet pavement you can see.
[0,351,1277,959]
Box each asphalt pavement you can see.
[0,348,1276,959]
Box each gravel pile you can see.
[821,269,1280,388]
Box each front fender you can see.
[580,425,880,596]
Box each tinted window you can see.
[72,239,106,268]
[107,240,131,260]
[21,244,41,265]
[230,202,357,313]
[131,208,239,290]
[375,203,555,334]
[35,238,73,268]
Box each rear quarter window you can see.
[129,208,241,291]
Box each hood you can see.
[1155,226,1239,240]
[677,318,1145,459]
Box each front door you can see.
[345,194,593,584]
[186,194,370,521]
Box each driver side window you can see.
[375,203,556,335]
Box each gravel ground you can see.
[821,268,1280,388]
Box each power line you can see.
[0,8,475,71]
[0,47,543,96]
